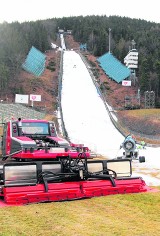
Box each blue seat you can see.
[22,46,46,77]
[97,52,130,83]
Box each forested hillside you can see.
[0,20,57,100]
[0,15,160,106]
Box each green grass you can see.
[1,192,160,236]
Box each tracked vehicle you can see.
[1,118,90,161]
[0,119,149,207]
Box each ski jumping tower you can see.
[124,40,138,84]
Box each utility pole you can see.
[109,28,111,53]
[131,39,136,49]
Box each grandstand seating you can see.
[22,46,46,77]
[0,103,45,123]
[97,52,131,83]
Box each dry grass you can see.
[117,109,160,144]
[123,109,160,119]
[0,126,3,136]
[44,114,57,122]
[0,192,160,236]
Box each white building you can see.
[124,48,138,72]
[124,39,138,76]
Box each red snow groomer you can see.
[1,118,90,161]
[0,119,150,206]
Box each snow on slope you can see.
[61,50,124,158]
[61,50,160,186]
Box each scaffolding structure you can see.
[144,91,155,108]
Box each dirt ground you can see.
[12,49,61,113]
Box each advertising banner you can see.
[30,94,41,102]
[15,94,29,104]
[122,80,131,86]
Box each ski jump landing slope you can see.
[61,50,124,158]
[61,50,160,186]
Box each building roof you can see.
[97,52,131,83]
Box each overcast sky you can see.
[0,0,160,24]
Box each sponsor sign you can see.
[122,80,131,86]
[30,94,41,102]
[15,94,29,104]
